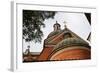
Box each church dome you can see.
[54,38,90,51]
[47,30,61,38]
[48,38,91,60]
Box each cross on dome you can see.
[63,21,67,28]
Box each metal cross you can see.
[63,21,67,28]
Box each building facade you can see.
[23,21,91,62]
[37,21,91,61]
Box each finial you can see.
[64,25,67,28]
[63,21,67,28]
[56,21,58,23]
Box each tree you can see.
[23,10,56,43]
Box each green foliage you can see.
[23,10,56,43]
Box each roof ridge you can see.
[45,27,88,45]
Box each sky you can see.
[23,11,91,52]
